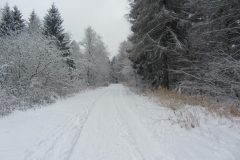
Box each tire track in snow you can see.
[66,89,109,160]
[69,86,145,160]
[111,87,145,160]
[24,88,109,160]
[112,85,170,160]
[104,87,145,159]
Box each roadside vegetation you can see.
[111,0,240,129]
[0,3,110,116]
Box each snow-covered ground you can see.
[0,84,239,160]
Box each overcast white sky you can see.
[0,0,131,59]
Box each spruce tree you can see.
[28,10,41,32]
[43,3,70,56]
[12,5,25,32]
[0,3,14,36]
[29,10,37,24]
[0,4,25,36]
[184,0,240,101]
[128,0,188,89]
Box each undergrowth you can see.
[154,89,240,129]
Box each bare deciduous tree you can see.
[80,26,110,87]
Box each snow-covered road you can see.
[0,84,240,160]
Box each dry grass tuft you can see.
[154,88,240,129]
[176,110,201,130]
[155,88,240,118]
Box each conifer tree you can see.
[0,4,25,36]
[128,0,188,89]
[0,7,3,21]
[0,3,14,36]
[42,3,70,56]
[28,10,41,32]
[12,5,25,32]
[29,10,37,23]
[183,0,240,102]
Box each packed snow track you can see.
[0,84,239,160]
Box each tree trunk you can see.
[86,68,89,86]
[162,52,169,89]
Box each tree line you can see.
[0,3,110,116]
[112,0,240,106]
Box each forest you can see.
[0,3,110,115]
[112,0,240,109]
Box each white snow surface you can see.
[0,84,240,160]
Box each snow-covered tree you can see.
[0,4,26,36]
[69,40,86,84]
[127,0,189,89]
[112,40,137,86]
[0,31,72,115]
[110,56,118,83]
[80,26,110,86]
[0,7,3,21]
[0,3,14,36]
[125,0,240,104]
[43,3,71,56]
[28,10,42,32]
[71,40,82,60]
[181,0,240,103]
[11,5,25,32]
[94,37,110,86]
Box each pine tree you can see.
[12,5,25,32]
[43,3,70,56]
[0,3,14,36]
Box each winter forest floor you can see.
[0,84,240,160]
